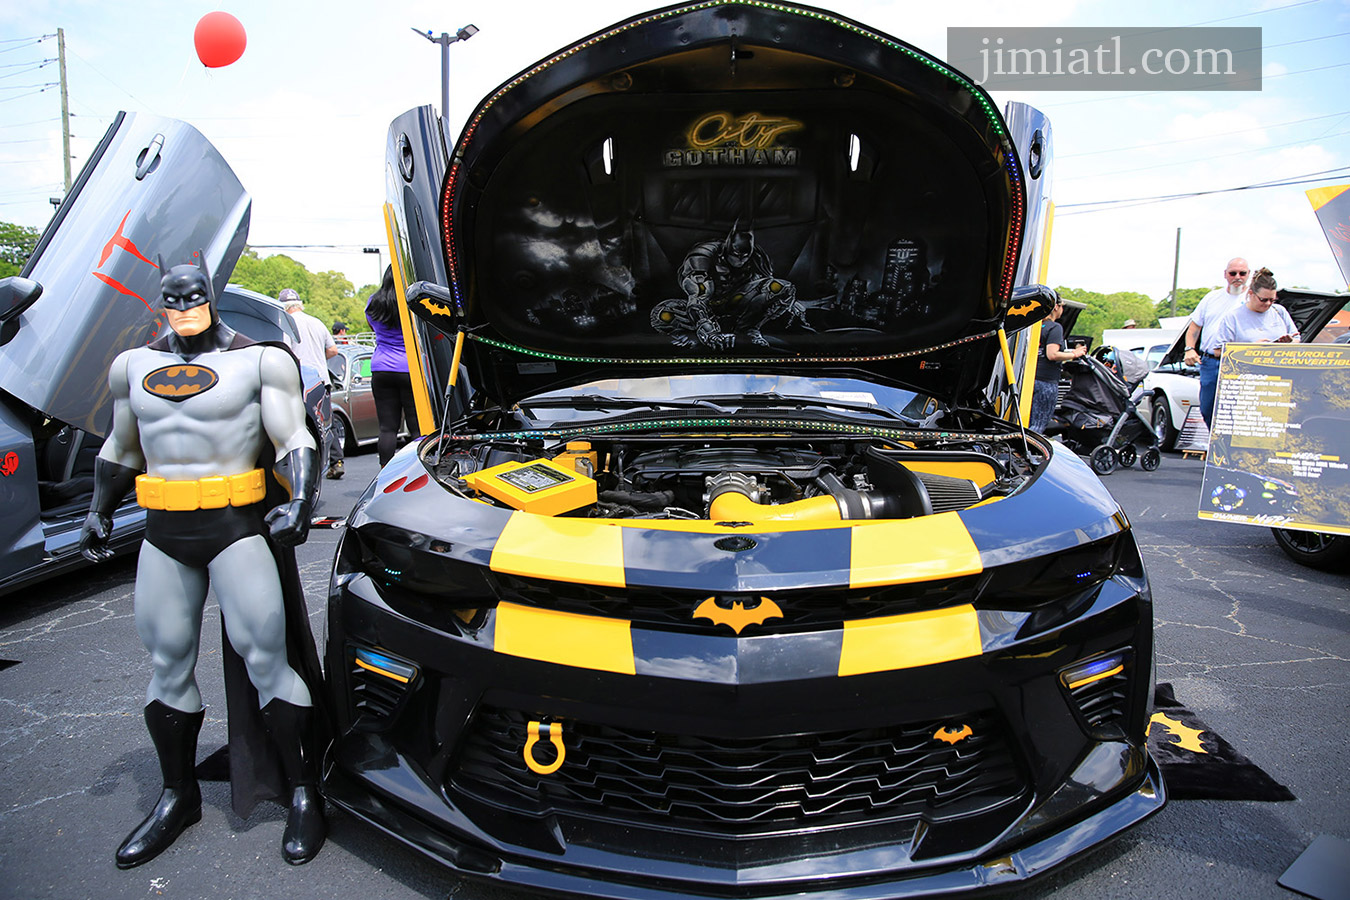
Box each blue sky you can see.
[3,0,1348,299]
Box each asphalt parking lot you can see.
[0,446,1345,900]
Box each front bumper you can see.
[324,736,1163,899]
[324,532,1164,898]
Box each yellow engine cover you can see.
[464,458,597,516]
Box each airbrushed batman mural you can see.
[650,221,808,349]
[485,102,987,356]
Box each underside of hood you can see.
[421,1,1029,408]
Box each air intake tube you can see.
[704,466,932,523]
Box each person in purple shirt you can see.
[366,266,422,465]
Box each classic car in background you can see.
[322,4,1164,898]
[0,116,328,596]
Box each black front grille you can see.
[449,706,1024,835]
[491,573,983,632]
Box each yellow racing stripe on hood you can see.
[495,602,635,674]
[839,604,982,676]
[848,513,983,587]
[490,512,627,587]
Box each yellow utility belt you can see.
[136,469,266,511]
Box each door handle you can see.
[135,135,164,181]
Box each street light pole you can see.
[412,24,479,139]
[363,246,383,284]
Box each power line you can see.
[0,117,59,129]
[1060,128,1350,181]
[1038,61,1350,110]
[1185,0,1322,26]
[0,89,56,104]
[1058,166,1350,215]
[1060,110,1350,159]
[0,40,45,56]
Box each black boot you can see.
[115,701,204,869]
[259,699,326,865]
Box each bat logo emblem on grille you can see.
[693,596,783,634]
[934,724,973,745]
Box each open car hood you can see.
[0,113,249,436]
[408,1,1037,411]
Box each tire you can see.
[1118,444,1137,467]
[1089,444,1118,475]
[1270,528,1350,572]
[333,412,357,455]
[1140,447,1161,471]
[1150,394,1176,450]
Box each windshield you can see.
[518,374,937,426]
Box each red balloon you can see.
[194,12,247,68]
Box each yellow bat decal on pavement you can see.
[1148,712,1208,754]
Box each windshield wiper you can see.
[693,392,923,426]
[519,395,732,414]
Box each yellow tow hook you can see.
[524,720,565,775]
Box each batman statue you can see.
[80,255,329,868]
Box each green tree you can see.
[229,248,370,334]
[0,221,41,278]
[1155,286,1212,320]
[1054,287,1160,344]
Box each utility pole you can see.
[57,28,72,193]
[1169,227,1181,317]
[412,24,479,140]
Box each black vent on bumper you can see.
[1063,650,1132,736]
[449,707,1024,835]
[348,645,417,727]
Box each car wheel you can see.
[1118,444,1137,467]
[1150,395,1176,450]
[334,412,357,455]
[1270,528,1350,572]
[1089,444,1118,475]
[1140,447,1161,471]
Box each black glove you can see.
[266,447,318,548]
[79,458,139,562]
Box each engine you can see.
[431,436,1029,522]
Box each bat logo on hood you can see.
[693,596,783,634]
[143,364,219,400]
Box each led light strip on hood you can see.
[439,416,1027,445]
[462,328,1002,367]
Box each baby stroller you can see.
[1048,348,1161,475]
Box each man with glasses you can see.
[1182,257,1249,429]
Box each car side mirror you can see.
[0,276,42,347]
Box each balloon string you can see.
[173,59,191,109]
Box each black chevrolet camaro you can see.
[322,2,1165,896]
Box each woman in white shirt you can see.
[1207,267,1300,352]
